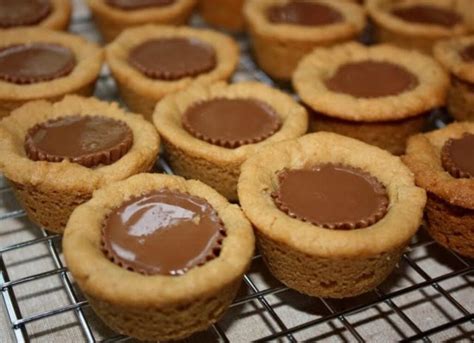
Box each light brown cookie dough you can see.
[198,0,245,32]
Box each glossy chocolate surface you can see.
[0,43,76,84]
[461,44,474,63]
[129,38,216,80]
[267,1,343,26]
[182,98,281,148]
[106,0,174,9]
[392,5,461,27]
[0,0,51,28]
[325,61,418,98]
[102,189,226,276]
[273,164,389,230]
[25,116,133,167]
[441,133,474,178]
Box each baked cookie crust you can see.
[367,0,472,54]
[33,0,72,31]
[0,28,103,119]
[199,0,245,32]
[244,0,366,80]
[238,132,426,298]
[0,95,160,233]
[153,81,308,201]
[86,0,196,42]
[106,25,239,119]
[63,173,254,341]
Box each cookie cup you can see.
[106,25,239,119]
[28,0,72,31]
[63,173,255,341]
[86,0,196,42]
[238,132,426,298]
[367,0,472,54]
[153,81,308,201]
[0,95,160,234]
[244,0,366,80]
[403,122,474,258]
[434,36,474,121]
[199,0,245,32]
[293,43,449,154]
[0,28,103,119]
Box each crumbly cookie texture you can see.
[87,0,196,42]
[106,25,239,119]
[238,132,426,298]
[293,42,449,122]
[0,95,160,233]
[0,28,103,118]
[153,81,308,201]
[244,0,366,80]
[63,173,255,341]
[403,122,474,258]
[367,0,472,54]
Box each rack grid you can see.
[0,1,473,342]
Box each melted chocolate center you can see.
[25,116,133,167]
[0,0,51,28]
[441,133,474,178]
[267,1,343,26]
[391,5,462,28]
[129,38,216,81]
[102,189,226,276]
[325,60,419,98]
[273,164,389,230]
[182,98,282,148]
[0,43,76,85]
[106,0,175,10]
[460,44,474,63]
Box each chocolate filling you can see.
[129,38,216,81]
[273,164,389,230]
[102,189,227,276]
[0,0,51,28]
[325,60,419,98]
[106,0,175,9]
[267,1,343,26]
[182,98,281,148]
[24,115,133,167]
[0,43,76,85]
[391,5,462,28]
[460,44,474,63]
[441,133,474,178]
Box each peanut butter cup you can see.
[129,38,216,81]
[0,43,75,85]
[391,5,461,28]
[106,0,175,10]
[273,164,388,230]
[244,0,366,80]
[267,1,343,26]
[0,0,51,28]
[238,132,426,298]
[63,173,254,341]
[404,122,474,258]
[102,189,226,276]
[24,115,133,167]
[182,98,281,148]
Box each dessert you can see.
[63,173,254,340]
[367,0,473,54]
[434,35,474,121]
[86,0,196,42]
[293,42,449,155]
[153,81,308,201]
[106,25,239,119]
[198,0,245,32]
[244,0,366,80]
[238,132,426,298]
[403,122,474,258]
[0,0,71,31]
[0,28,103,118]
[0,95,160,233]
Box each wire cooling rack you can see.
[1,1,473,342]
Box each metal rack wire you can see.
[0,2,473,342]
